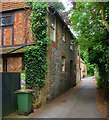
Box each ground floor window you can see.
[62,56,66,73]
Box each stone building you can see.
[76,51,87,81]
[0,2,77,103]
[80,58,87,78]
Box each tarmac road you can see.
[32,77,106,118]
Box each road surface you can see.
[32,77,106,118]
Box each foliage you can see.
[69,2,109,84]
[96,74,104,88]
[100,2,109,32]
[24,2,48,89]
[24,46,47,88]
[80,49,95,75]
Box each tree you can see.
[100,2,109,32]
[69,2,109,86]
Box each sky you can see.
[61,0,68,8]
[61,0,73,11]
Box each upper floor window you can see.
[62,27,65,42]
[70,40,73,50]
[0,15,13,27]
[50,16,56,42]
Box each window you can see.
[62,57,65,72]
[70,40,73,50]
[50,16,56,42]
[0,15,13,27]
[62,28,65,42]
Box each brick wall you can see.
[0,9,34,48]
[7,57,22,72]
[14,10,34,45]
[14,11,25,45]
[0,9,34,72]
[4,28,12,46]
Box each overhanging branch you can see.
[101,2,109,32]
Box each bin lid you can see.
[15,89,34,93]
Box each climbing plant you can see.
[24,2,48,89]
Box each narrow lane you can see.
[32,77,106,118]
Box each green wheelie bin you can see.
[15,89,34,116]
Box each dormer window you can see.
[0,15,13,27]
[50,15,56,42]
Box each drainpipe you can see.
[78,45,81,81]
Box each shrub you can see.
[96,75,104,88]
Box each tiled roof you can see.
[0,47,23,54]
[0,2,28,12]
[0,46,27,54]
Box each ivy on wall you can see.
[24,2,48,89]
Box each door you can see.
[70,60,73,86]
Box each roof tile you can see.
[0,2,28,12]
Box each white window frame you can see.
[50,16,56,42]
[62,28,65,42]
[62,57,66,73]
[70,40,73,50]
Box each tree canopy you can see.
[69,2,109,85]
